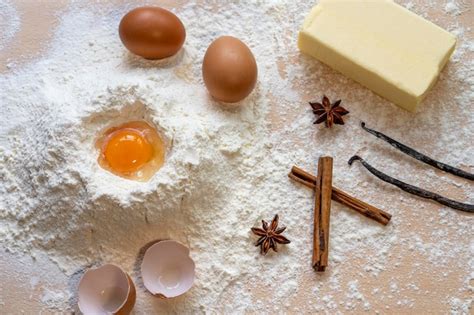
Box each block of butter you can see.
[298,0,456,111]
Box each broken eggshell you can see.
[141,240,195,298]
[78,264,136,315]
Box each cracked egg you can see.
[141,240,195,298]
[96,121,165,181]
[78,264,136,315]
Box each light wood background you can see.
[0,0,472,314]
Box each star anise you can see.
[309,95,349,128]
[251,214,290,255]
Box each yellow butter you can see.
[298,0,456,111]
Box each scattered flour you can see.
[0,0,473,313]
[0,0,20,50]
[345,280,371,311]
[40,289,67,310]
[444,0,463,15]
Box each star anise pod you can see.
[309,95,349,128]
[251,214,290,255]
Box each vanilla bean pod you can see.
[360,122,474,181]
[348,155,474,213]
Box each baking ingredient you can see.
[141,240,195,299]
[0,0,20,51]
[298,0,457,111]
[312,157,333,271]
[251,214,290,255]
[0,0,472,313]
[202,36,257,103]
[309,95,349,128]
[349,156,474,213]
[95,121,165,181]
[119,6,185,59]
[78,264,136,315]
[360,122,474,181]
[289,166,391,225]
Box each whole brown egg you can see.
[202,36,258,103]
[119,7,186,60]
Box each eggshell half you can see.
[78,264,136,315]
[202,36,258,103]
[141,240,195,298]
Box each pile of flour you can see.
[0,0,472,313]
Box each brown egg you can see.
[202,36,258,103]
[119,7,186,60]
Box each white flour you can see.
[0,0,19,51]
[0,1,473,313]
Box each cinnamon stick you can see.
[289,166,391,225]
[313,157,333,272]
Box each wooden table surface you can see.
[0,0,472,314]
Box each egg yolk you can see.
[103,129,154,174]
